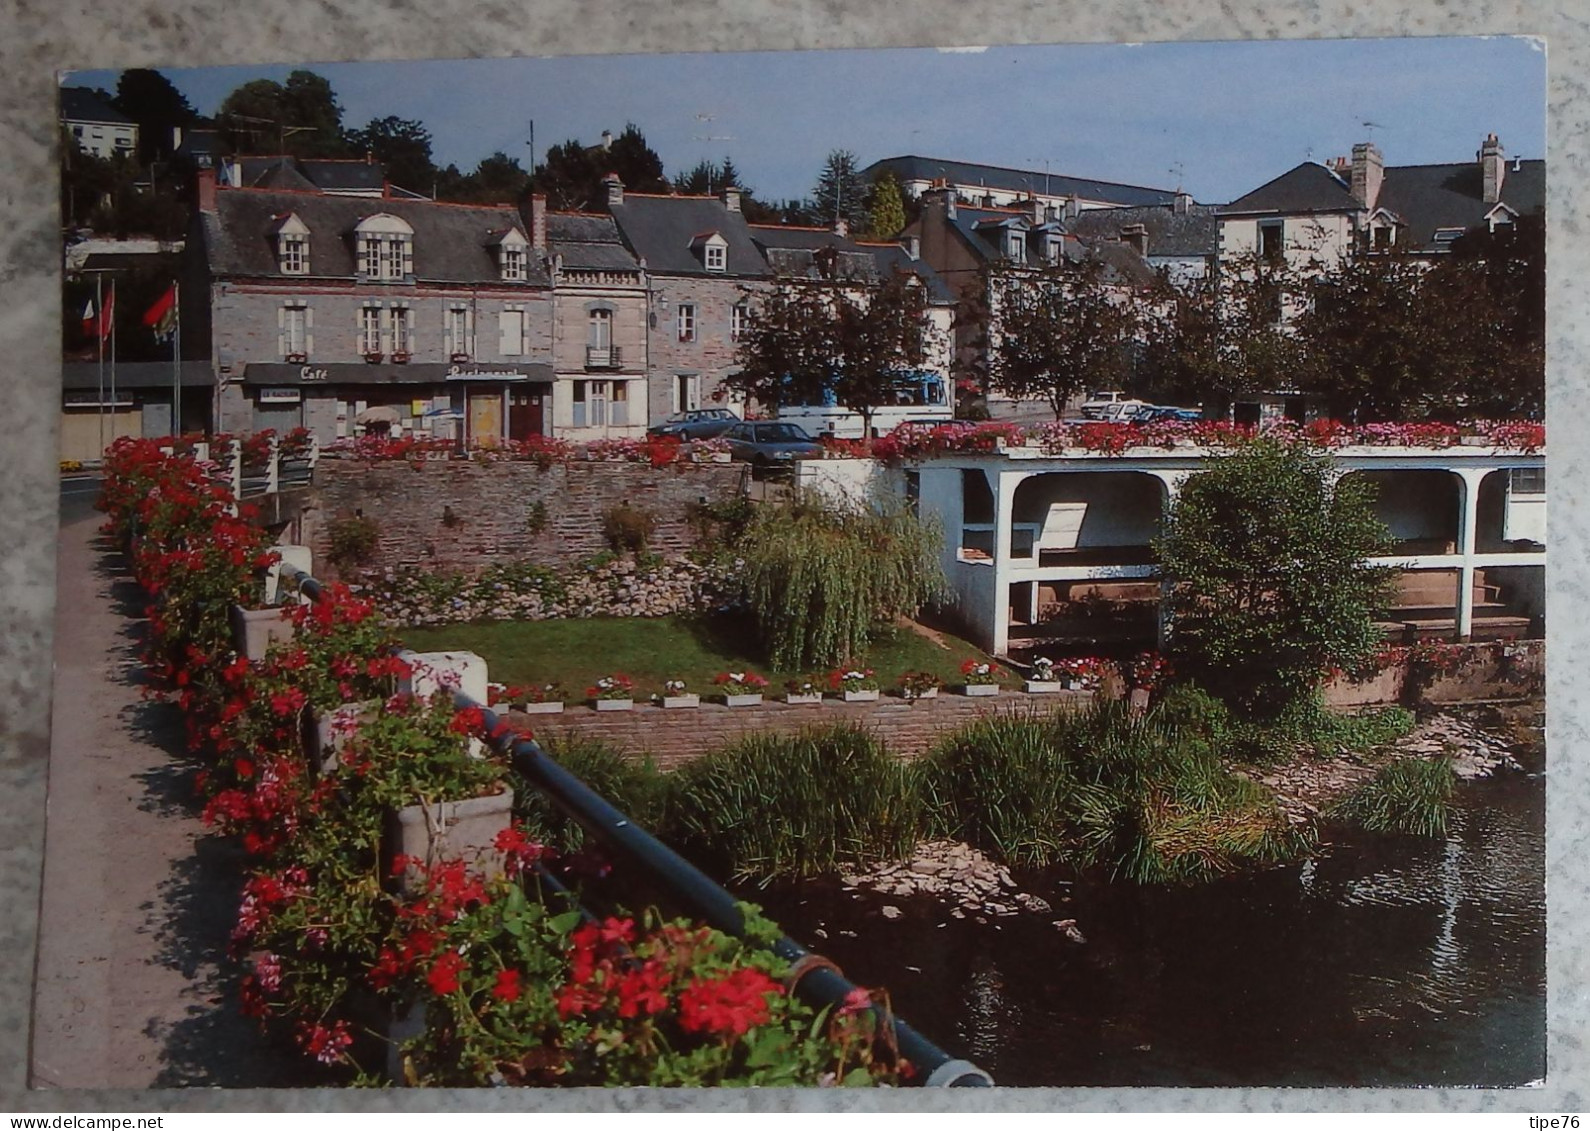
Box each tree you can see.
[606,123,670,194]
[727,272,931,436]
[811,149,870,234]
[1442,214,1544,419]
[868,172,906,240]
[436,152,531,204]
[737,498,948,670]
[534,140,602,210]
[346,116,435,195]
[673,159,718,196]
[216,70,350,156]
[976,259,1141,419]
[1155,438,1397,719]
[112,69,196,164]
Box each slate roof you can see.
[202,188,552,286]
[1376,160,1545,249]
[546,212,643,273]
[606,194,771,278]
[747,225,877,283]
[1067,203,1220,259]
[950,205,1088,265]
[234,156,387,195]
[856,243,958,305]
[174,128,221,165]
[59,87,134,125]
[1219,163,1360,216]
[864,155,1176,208]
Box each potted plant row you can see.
[659,678,699,709]
[784,678,823,705]
[898,670,942,701]
[487,682,565,714]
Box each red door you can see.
[508,388,544,440]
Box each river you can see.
[743,731,1546,1088]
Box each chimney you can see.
[1122,223,1149,257]
[365,149,375,166]
[902,233,920,260]
[1173,190,1193,215]
[1350,141,1384,210]
[1063,195,1080,223]
[1030,197,1046,225]
[1480,133,1505,204]
[603,172,624,209]
[600,130,613,151]
[925,181,956,223]
[197,166,217,214]
[722,183,741,212]
[1044,204,1058,224]
[171,124,183,151]
[528,193,547,252]
[833,216,849,238]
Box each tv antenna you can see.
[1362,120,1387,141]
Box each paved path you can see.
[31,503,301,1088]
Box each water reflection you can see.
[747,766,1545,1087]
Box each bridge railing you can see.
[278,561,993,1088]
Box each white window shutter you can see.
[305,306,314,355]
[498,311,516,356]
[402,238,414,278]
[277,306,285,356]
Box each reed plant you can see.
[1330,756,1456,837]
[665,725,920,882]
[513,736,668,853]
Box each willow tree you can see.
[736,498,948,670]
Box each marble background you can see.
[2,0,1585,1113]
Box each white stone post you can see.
[266,433,281,495]
[990,469,1025,656]
[1455,469,1485,640]
[400,650,491,755]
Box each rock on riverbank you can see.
[839,839,1069,931]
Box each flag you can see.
[82,286,115,342]
[142,284,178,342]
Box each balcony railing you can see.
[585,344,623,369]
[177,434,321,500]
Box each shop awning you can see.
[242,361,554,386]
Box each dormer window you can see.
[353,213,414,282]
[1006,232,1026,264]
[691,231,729,273]
[490,227,530,281]
[272,213,311,275]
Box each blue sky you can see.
[66,37,1546,205]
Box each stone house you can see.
[602,177,773,423]
[188,168,557,445]
[863,154,1176,215]
[59,87,137,160]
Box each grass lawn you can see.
[399,613,1004,700]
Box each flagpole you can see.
[109,279,117,444]
[173,281,181,437]
[96,273,105,457]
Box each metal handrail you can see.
[281,565,993,1087]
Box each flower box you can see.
[904,687,939,701]
[391,351,411,364]
[364,352,384,364]
[595,698,634,712]
[662,693,700,709]
[724,693,763,708]
[1066,679,1086,691]
[842,689,880,703]
[1025,680,1064,694]
[520,700,565,715]
[961,683,1000,697]
[230,604,295,662]
[785,692,823,705]
[1129,687,1152,712]
[311,699,381,776]
[386,784,513,896]
[284,352,308,364]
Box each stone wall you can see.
[303,458,743,576]
[519,690,1089,770]
[1323,640,1544,707]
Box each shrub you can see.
[526,500,549,535]
[735,497,948,671]
[1155,438,1398,719]
[514,737,667,854]
[601,503,656,555]
[666,725,919,881]
[1331,756,1455,836]
[326,515,381,573]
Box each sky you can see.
[66,37,1547,205]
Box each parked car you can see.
[1096,399,1152,422]
[721,420,823,471]
[1136,404,1203,423]
[1079,390,1132,419]
[647,407,740,441]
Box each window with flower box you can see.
[360,305,384,356]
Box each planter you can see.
[595,698,634,712]
[520,701,565,715]
[1129,687,1152,712]
[661,693,700,709]
[785,692,823,705]
[961,683,1000,697]
[311,699,381,776]
[842,689,880,703]
[1066,679,1086,691]
[709,452,732,463]
[724,693,763,708]
[1025,680,1064,694]
[386,784,513,896]
[903,687,939,701]
[230,604,295,661]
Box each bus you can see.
[775,369,952,440]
